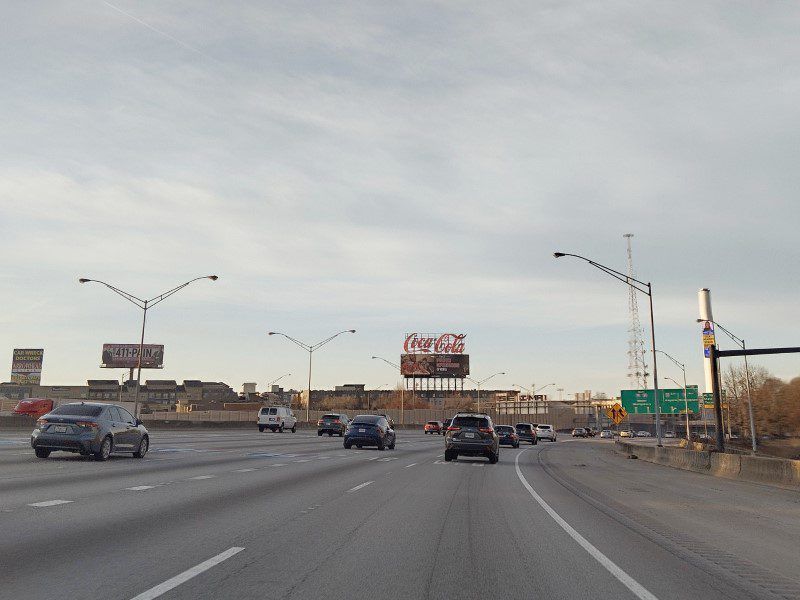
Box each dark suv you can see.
[515,422,538,445]
[344,415,396,450]
[317,413,349,437]
[444,413,499,463]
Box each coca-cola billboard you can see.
[403,333,466,354]
[400,354,470,378]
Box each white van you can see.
[257,406,297,433]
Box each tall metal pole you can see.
[709,345,725,451]
[477,385,481,413]
[647,285,663,446]
[682,369,690,442]
[306,349,313,423]
[742,340,757,453]
[133,301,148,418]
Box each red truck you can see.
[13,398,55,419]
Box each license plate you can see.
[359,428,366,433]
[464,432,475,438]
[53,425,68,433]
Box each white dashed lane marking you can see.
[404,463,417,468]
[126,485,156,491]
[347,481,374,493]
[189,475,215,480]
[234,469,255,473]
[28,500,73,508]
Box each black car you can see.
[444,413,499,463]
[31,402,149,461]
[495,425,520,448]
[515,422,538,445]
[317,413,349,437]
[344,415,396,450]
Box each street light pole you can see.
[466,372,505,414]
[554,251,663,446]
[268,330,356,423]
[372,356,404,424]
[79,275,218,418]
[696,319,757,453]
[656,350,691,443]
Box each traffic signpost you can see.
[606,403,627,425]
[621,388,700,414]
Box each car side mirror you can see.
[135,419,142,426]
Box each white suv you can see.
[535,423,557,442]
[258,406,297,433]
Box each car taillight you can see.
[76,421,98,430]
[317,420,323,426]
[447,426,460,431]
[479,427,494,434]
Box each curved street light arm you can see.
[372,356,401,371]
[267,373,291,387]
[655,350,685,372]
[79,279,146,309]
[311,329,356,352]
[553,253,651,295]
[535,383,556,393]
[697,319,744,349]
[512,383,532,393]
[268,332,312,352]
[147,275,218,308]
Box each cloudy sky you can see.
[1,1,799,398]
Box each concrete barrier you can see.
[614,440,798,489]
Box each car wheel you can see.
[388,440,396,450]
[291,425,296,433]
[133,436,149,459]
[258,425,265,432]
[35,448,50,458]
[488,451,499,464]
[378,442,386,451]
[328,432,333,437]
[318,431,323,436]
[94,436,112,461]
[278,423,284,433]
[356,444,363,449]
[344,441,352,449]
[339,431,344,437]
[444,450,454,461]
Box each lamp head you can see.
[268,332,277,336]
[553,252,565,258]
[78,278,91,283]
[348,329,356,333]
[207,275,219,281]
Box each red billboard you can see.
[101,344,164,369]
[401,354,469,378]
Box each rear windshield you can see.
[537,425,552,430]
[495,426,514,433]
[322,414,340,419]
[351,415,380,425]
[515,424,531,431]
[452,416,489,429]
[426,421,439,425]
[49,404,103,417]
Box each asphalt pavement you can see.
[1,429,798,600]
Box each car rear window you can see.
[537,425,552,430]
[351,415,380,425]
[495,426,514,433]
[516,424,531,431]
[426,421,439,425]
[49,404,103,417]
[452,416,489,429]
[322,414,340,419]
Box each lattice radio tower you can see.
[624,234,649,389]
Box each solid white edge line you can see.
[403,463,417,468]
[129,547,244,600]
[514,450,659,600]
[347,481,373,493]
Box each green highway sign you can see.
[621,387,700,415]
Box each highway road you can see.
[1,428,799,600]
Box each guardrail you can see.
[615,440,800,489]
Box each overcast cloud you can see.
[1,1,799,397]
